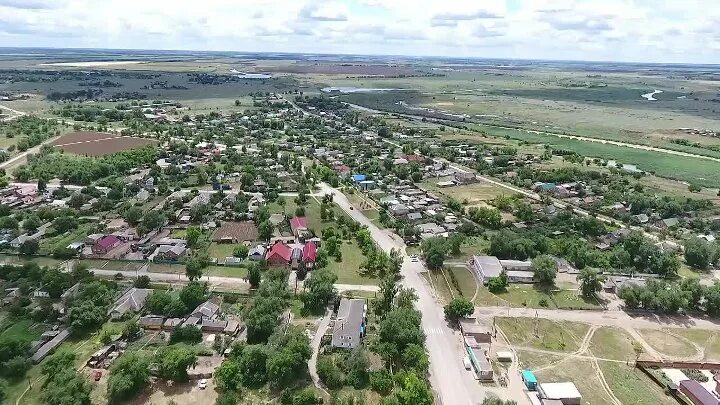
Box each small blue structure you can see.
[351,174,366,183]
[522,369,537,390]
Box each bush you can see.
[169,325,202,345]
[317,356,345,389]
[369,369,394,394]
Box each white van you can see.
[463,356,472,370]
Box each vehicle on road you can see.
[463,356,471,370]
[198,379,208,389]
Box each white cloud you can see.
[0,0,716,63]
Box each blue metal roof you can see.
[351,174,366,182]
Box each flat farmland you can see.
[52,131,157,156]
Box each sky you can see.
[0,0,718,64]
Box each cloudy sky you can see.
[0,0,718,64]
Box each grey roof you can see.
[32,329,70,363]
[191,300,219,319]
[472,255,503,280]
[201,319,227,330]
[332,298,365,349]
[139,315,164,327]
[108,288,151,317]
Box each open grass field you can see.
[589,327,640,361]
[495,317,589,353]
[599,362,675,405]
[205,265,248,278]
[52,131,157,156]
[664,328,720,361]
[325,241,377,285]
[476,284,600,310]
[422,180,512,207]
[638,329,699,358]
[207,242,240,260]
[464,123,720,188]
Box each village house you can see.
[108,288,151,319]
[92,235,122,255]
[332,298,366,349]
[265,241,292,266]
[470,255,503,284]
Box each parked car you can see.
[198,379,208,390]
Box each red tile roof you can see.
[290,216,307,232]
[334,165,351,172]
[303,242,317,262]
[266,241,292,262]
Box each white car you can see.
[198,379,208,390]
[410,255,419,262]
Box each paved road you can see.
[319,183,527,405]
[90,267,379,292]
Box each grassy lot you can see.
[0,254,61,268]
[638,329,699,358]
[446,266,477,298]
[38,223,93,255]
[535,358,615,404]
[421,269,455,304]
[496,317,590,353]
[147,263,185,274]
[207,242,239,260]
[422,180,512,207]
[326,241,377,285]
[446,236,488,261]
[589,327,640,361]
[0,319,47,341]
[515,349,565,370]
[488,284,600,310]
[600,362,676,405]
[205,265,248,278]
[666,328,720,360]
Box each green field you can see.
[496,317,589,353]
[465,123,720,188]
[325,241,378,285]
[476,284,600,310]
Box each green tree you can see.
[19,239,39,255]
[421,237,447,271]
[577,268,604,298]
[22,214,41,233]
[233,244,249,258]
[156,344,197,382]
[346,346,370,388]
[258,220,274,241]
[52,215,78,233]
[107,352,150,403]
[146,290,173,315]
[443,297,474,322]
[377,308,424,365]
[170,325,202,345]
[214,359,242,392]
[401,344,429,375]
[41,370,91,405]
[684,237,712,269]
[179,281,207,310]
[185,226,203,248]
[532,255,557,285]
[124,206,143,226]
[237,344,268,387]
[301,267,337,312]
[134,275,151,288]
[247,263,261,288]
[397,373,432,405]
[487,272,509,293]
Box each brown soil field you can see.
[52,131,157,156]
